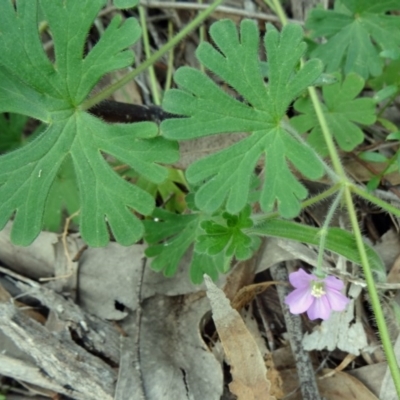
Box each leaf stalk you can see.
[272,0,400,394]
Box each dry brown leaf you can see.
[280,368,379,400]
[321,354,357,378]
[349,362,387,398]
[265,353,284,400]
[174,133,248,169]
[223,257,260,302]
[111,70,143,105]
[388,252,400,283]
[374,229,400,273]
[231,281,281,310]
[343,158,400,185]
[121,292,223,400]
[204,275,276,400]
[272,345,296,370]
[242,309,284,399]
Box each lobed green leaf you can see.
[306,0,400,79]
[161,20,324,218]
[291,73,376,154]
[144,208,224,280]
[0,0,178,246]
[196,206,259,260]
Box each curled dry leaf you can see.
[231,281,280,311]
[204,275,276,400]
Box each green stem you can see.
[308,52,400,400]
[308,87,347,179]
[269,0,288,26]
[81,0,225,110]
[164,21,175,92]
[301,182,341,209]
[139,6,161,106]
[251,183,342,224]
[309,55,400,400]
[272,0,400,394]
[198,0,206,74]
[344,186,400,395]
[351,184,400,218]
[316,188,343,275]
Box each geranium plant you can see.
[1,0,400,395]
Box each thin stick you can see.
[270,262,321,400]
[134,257,147,397]
[140,0,303,25]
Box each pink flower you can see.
[284,269,349,320]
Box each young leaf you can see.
[144,208,224,281]
[291,73,376,154]
[248,218,386,281]
[0,0,178,246]
[306,0,400,79]
[196,205,260,261]
[161,20,324,218]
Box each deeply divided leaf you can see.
[161,20,324,218]
[144,208,225,282]
[196,205,260,261]
[0,0,178,246]
[291,73,376,154]
[306,0,400,79]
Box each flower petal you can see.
[285,287,314,314]
[307,296,331,320]
[324,275,344,291]
[325,289,349,312]
[289,269,316,289]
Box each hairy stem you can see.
[251,183,342,224]
[351,185,400,218]
[272,0,400,395]
[138,6,161,106]
[344,186,400,395]
[316,188,344,276]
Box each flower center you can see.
[311,281,326,298]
